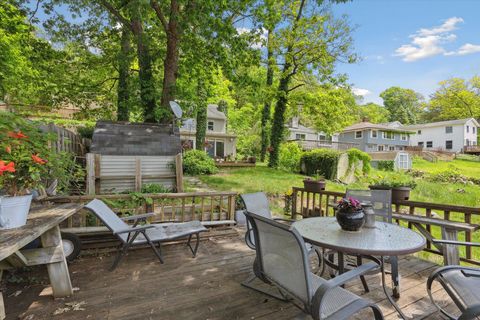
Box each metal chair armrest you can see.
[120,212,155,222]
[273,218,295,224]
[431,239,480,247]
[114,225,155,235]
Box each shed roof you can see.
[369,151,406,161]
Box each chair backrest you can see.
[84,199,129,242]
[240,192,272,249]
[245,211,312,304]
[345,189,392,223]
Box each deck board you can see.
[3,229,460,320]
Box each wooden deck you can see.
[4,229,458,320]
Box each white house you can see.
[286,117,329,141]
[403,118,479,153]
[180,104,237,158]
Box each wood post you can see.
[40,225,73,297]
[441,227,460,265]
[175,153,183,192]
[0,270,4,320]
[135,158,142,192]
[86,153,96,195]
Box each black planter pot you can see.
[303,179,326,192]
[335,207,365,231]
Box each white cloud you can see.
[352,88,371,97]
[417,17,463,36]
[446,43,480,56]
[236,27,267,49]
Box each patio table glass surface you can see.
[292,216,426,256]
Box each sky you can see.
[331,0,480,105]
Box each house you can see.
[403,118,479,153]
[370,151,412,170]
[337,121,414,152]
[180,104,237,158]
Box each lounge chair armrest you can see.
[273,218,295,224]
[431,239,480,247]
[114,225,155,235]
[120,212,155,222]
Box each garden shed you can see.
[87,121,183,194]
[369,151,412,170]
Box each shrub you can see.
[377,160,395,171]
[141,183,171,193]
[183,150,218,175]
[373,173,417,189]
[300,149,341,180]
[346,148,371,174]
[77,126,95,139]
[278,142,303,172]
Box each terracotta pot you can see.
[303,179,326,192]
[335,207,365,231]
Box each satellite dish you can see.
[169,101,183,119]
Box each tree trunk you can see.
[268,70,292,168]
[117,27,131,121]
[260,28,274,162]
[159,0,180,124]
[195,79,208,151]
[131,13,156,122]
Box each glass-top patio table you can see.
[293,217,426,320]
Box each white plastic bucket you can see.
[0,194,33,229]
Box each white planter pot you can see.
[0,194,33,230]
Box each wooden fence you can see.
[291,187,480,266]
[39,123,86,156]
[86,153,183,194]
[45,191,237,234]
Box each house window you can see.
[355,131,363,139]
[418,142,424,147]
[215,141,225,157]
[318,134,326,141]
[371,130,378,138]
[445,126,453,134]
[474,127,476,134]
[466,139,471,146]
[426,141,433,148]
[382,131,394,140]
[377,145,385,151]
[417,130,422,135]
[400,133,408,141]
[207,121,214,131]
[445,140,453,150]
[467,126,470,133]
[296,133,306,140]
[389,145,395,151]
[399,154,409,169]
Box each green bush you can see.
[300,149,341,180]
[141,183,171,193]
[278,142,303,172]
[346,148,371,174]
[183,150,218,175]
[373,173,417,189]
[377,160,395,171]
[77,125,95,139]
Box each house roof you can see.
[369,151,406,161]
[403,118,480,129]
[287,124,323,134]
[341,122,414,134]
[207,104,226,120]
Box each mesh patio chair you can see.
[324,189,400,297]
[245,211,384,320]
[427,239,480,320]
[84,199,207,270]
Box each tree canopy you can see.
[380,86,423,125]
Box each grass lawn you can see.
[413,156,480,178]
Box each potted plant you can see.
[334,197,365,231]
[303,171,326,192]
[369,174,417,202]
[0,113,73,229]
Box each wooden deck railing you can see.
[291,187,480,265]
[44,192,237,233]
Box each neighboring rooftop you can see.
[341,121,415,134]
[403,118,480,129]
[207,104,226,120]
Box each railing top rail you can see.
[45,191,238,203]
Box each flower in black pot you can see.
[303,171,326,193]
[335,197,365,231]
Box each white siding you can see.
[409,124,466,152]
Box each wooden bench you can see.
[0,203,83,320]
[392,212,480,265]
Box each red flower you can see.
[0,161,15,175]
[7,131,28,139]
[5,146,11,153]
[31,154,47,165]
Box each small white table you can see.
[293,217,426,319]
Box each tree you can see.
[116,27,132,121]
[268,0,356,167]
[380,86,423,125]
[426,77,480,121]
[357,102,390,123]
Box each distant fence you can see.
[39,123,86,156]
[45,192,237,233]
[86,153,183,194]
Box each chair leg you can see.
[110,243,130,271]
[142,232,164,264]
[187,233,201,257]
[241,273,289,302]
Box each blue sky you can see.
[332,0,480,105]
